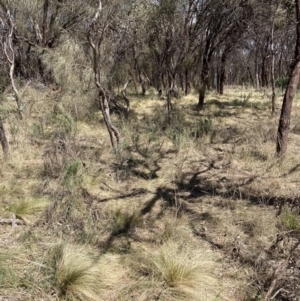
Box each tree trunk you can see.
[255,50,260,90]
[271,3,279,115]
[185,68,191,95]
[0,118,9,157]
[276,0,300,157]
[198,57,209,109]
[218,51,227,95]
[247,66,254,87]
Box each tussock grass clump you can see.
[101,202,142,236]
[158,215,192,244]
[43,140,80,179]
[50,244,122,301]
[7,198,49,224]
[133,241,221,301]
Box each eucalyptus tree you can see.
[146,0,202,118]
[196,0,253,109]
[276,0,300,157]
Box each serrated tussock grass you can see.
[50,243,124,301]
[7,198,49,224]
[132,240,221,301]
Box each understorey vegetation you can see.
[0,1,300,301]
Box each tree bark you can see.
[0,118,9,157]
[276,0,300,157]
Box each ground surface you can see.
[0,86,300,301]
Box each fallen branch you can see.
[264,240,300,301]
[0,218,25,225]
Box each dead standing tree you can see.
[276,0,300,157]
[87,0,120,149]
[0,4,23,119]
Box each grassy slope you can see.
[0,85,300,300]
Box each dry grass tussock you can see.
[50,243,124,301]
[128,240,222,301]
[1,85,300,301]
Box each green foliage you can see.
[167,128,192,152]
[275,77,289,89]
[104,203,142,236]
[275,77,300,90]
[51,111,76,139]
[0,75,9,93]
[280,206,300,231]
[63,161,82,188]
[40,33,93,93]
[0,252,19,289]
[31,109,76,140]
[193,117,213,137]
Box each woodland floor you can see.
[0,85,300,301]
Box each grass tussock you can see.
[132,241,222,301]
[7,198,49,224]
[50,243,123,301]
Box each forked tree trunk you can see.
[88,0,120,150]
[276,0,300,157]
[0,118,9,157]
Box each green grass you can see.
[7,198,49,224]
[280,206,300,231]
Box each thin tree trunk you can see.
[185,68,191,95]
[218,51,227,95]
[255,51,260,90]
[198,58,209,109]
[276,0,300,157]
[88,0,120,150]
[271,3,279,115]
[0,118,9,157]
[1,8,23,119]
[247,66,254,87]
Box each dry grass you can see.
[128,239,222,301]
[1,85,300,301]
[50,244,123,301]
[7,198,49,224]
